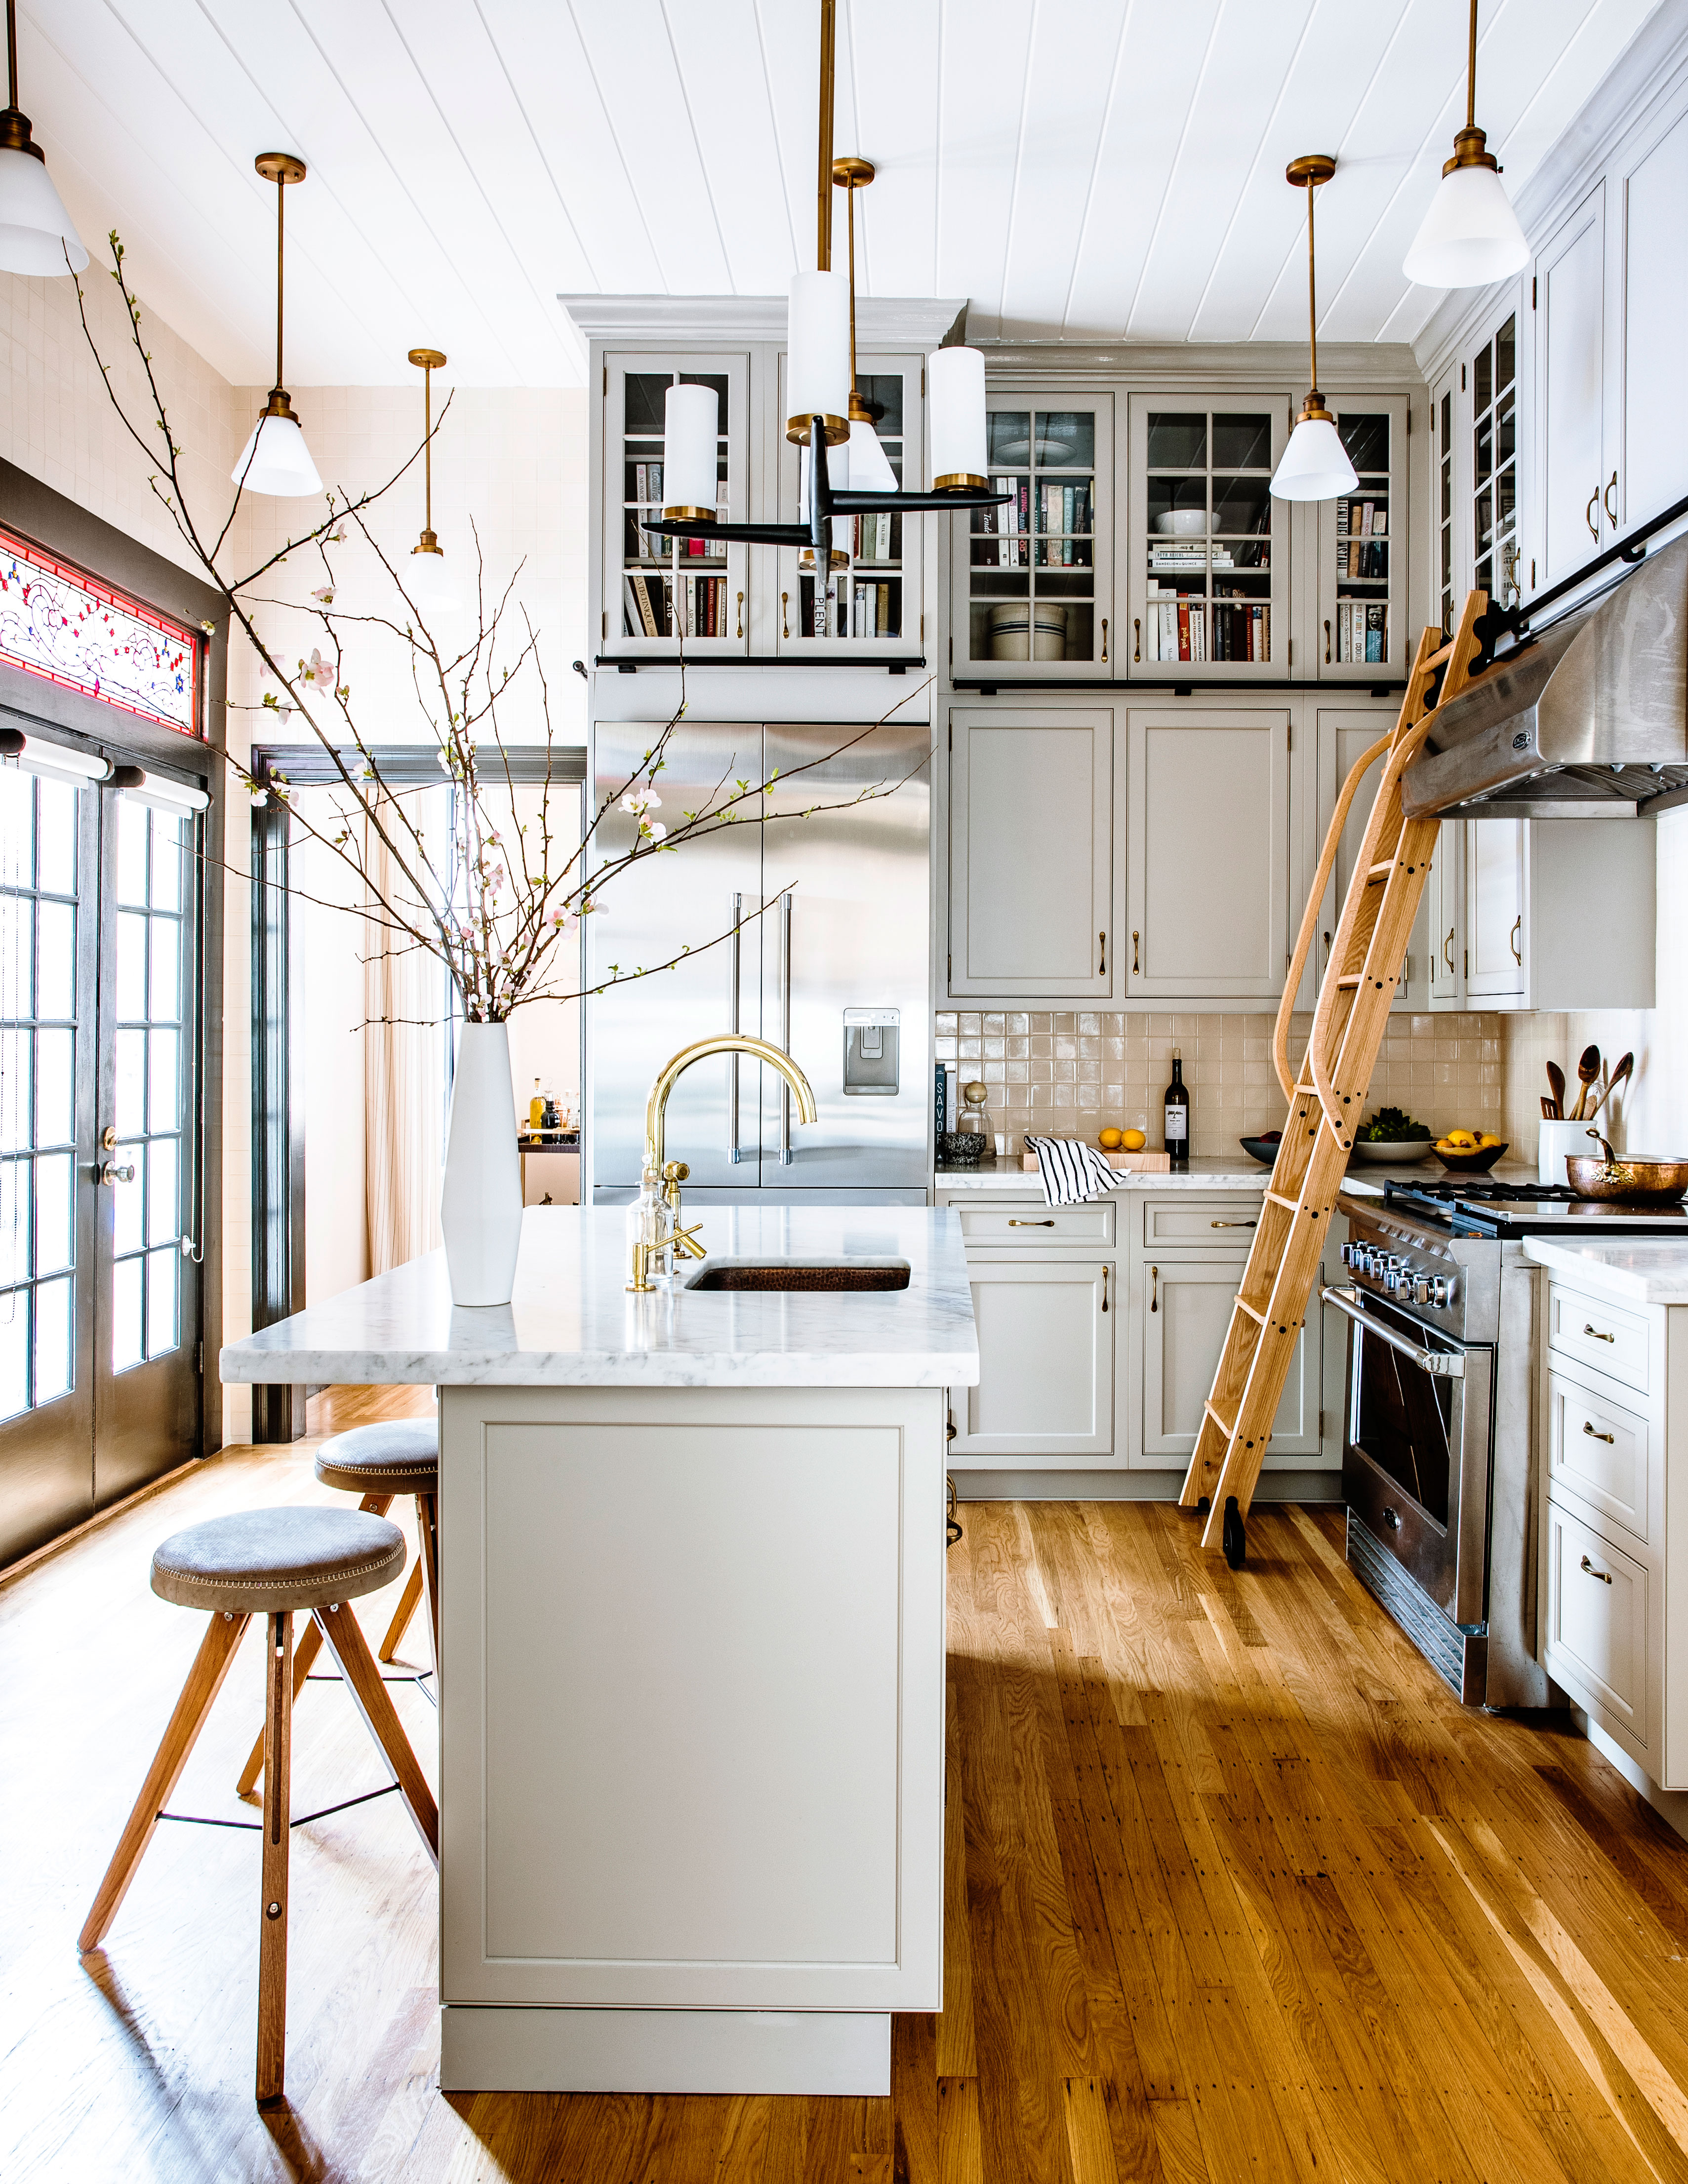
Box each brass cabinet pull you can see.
[1580,1553,1613,1585]
[1582,1420,1616,1444]
[1133,616,1141,663]
[1150,1264,1158,1312]
[1211,1219,1257,1229]
[1101,617,1109,663]
[1509,913,1522,965]
[1605,469,1618,526]
[1008,1218,1056,1227]
[1444,925,1456,973]
[1102,1266,1110,1313]
[781,590,790,639]
[1324,617,1332,665]
[736,589,744,639]
[1098,930,1107,976]
[1132,930,1140,975]
[1583,1322,1616,1343]
[1586,488,1601,542]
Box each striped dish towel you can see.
[1025,1136,1119,1207]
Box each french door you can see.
[0,765,201,1565]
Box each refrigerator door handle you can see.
[778,889,794,1164]
[727,892,744,1163]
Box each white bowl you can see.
[1350,1140,1434,1164]
[1155,509,1208,537]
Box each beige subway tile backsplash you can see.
[938,1009,1506,1156]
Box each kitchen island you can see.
[220,1204,978,2098]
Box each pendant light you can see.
[785,0,851,450]
[404,347,458,611]
[1403,0,1530,289]
[231,153,323,499]
[834,156,898,495]
[1270,155,1357,504]
[0,0,87,274]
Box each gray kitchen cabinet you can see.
[1304,707,1429,1014]
[1612,100,1688,540]
[1437,818,1655,1015]
[1463,818,1527,1002]
[947,707,1113,997]
[949,1256,1115,1465]
[1125,708,1289,998]
[1134,1254,1321,1467]
[1533,185,1608,594]
[1314,397,1410,682]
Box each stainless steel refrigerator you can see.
[587,718,931,1204]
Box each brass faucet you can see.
[628,1035,819,1291]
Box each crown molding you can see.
[560,294,968,348]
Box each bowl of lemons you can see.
[1433,1127,1509,1173]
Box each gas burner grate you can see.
[1383,1179,1580,1205]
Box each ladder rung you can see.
[1335,974,1362,989]
[1367,859,1395,880]
[1204,1400,1237,1439]
[1265,1191,1300,1213]
[1234,1297,1265,1324]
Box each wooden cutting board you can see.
[1020,1149,1172,1174]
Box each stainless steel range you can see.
[1331,1176,1688,1707]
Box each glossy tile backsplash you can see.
[935,1010,1505,1156]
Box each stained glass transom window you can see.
[0,527,201,738]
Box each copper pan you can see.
[1565,1131,1688,1206]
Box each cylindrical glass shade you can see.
[846,415,898,494]
[1270,413,1358,502]
[662,382,719,514]
[929,346,987,487]
[231,410,323,497]
[0,146,89,275]
[406,542,461,612]
[1403,161,1531,288]
[786,270,851,442]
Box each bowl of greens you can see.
[1350,1107,1434,1164]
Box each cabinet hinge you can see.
[1532,275,1538,310]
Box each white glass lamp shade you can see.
[231,409,323,497]
[0,146,89,275]
[846,414,898,494]
[1403,160,1531,289]
[1270,413,1358,502]
[929,346,987,488]
[406,542,460,613]
[786,269,851,442]
[662,382,720,514]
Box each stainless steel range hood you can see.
[1402,531,1688,819]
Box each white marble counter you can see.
[933,1154,1275,1194]
[220,1205,979,1390]
[1523,1237,1688,1307]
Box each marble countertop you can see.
[1522,1237,1688,1306]
[220,1206,980,1390]
[933,1154,1276,1194]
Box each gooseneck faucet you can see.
[628,1035,819,1291]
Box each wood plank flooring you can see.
[7,1392,1688,2180]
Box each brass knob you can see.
[662,1161,690,1183]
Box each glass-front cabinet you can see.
[1125,396,1286,680]
[1471,312,1521,615]
[1316,395,1409,681]
[775,354,922,656]
[601,351,749,658]
[952,395,1114,679]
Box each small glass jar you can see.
[625,1166,670,1286]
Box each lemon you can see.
[1448,1129,1477,1147]
[1122,1128,1147,1151]
[1098,1128,1124,1150]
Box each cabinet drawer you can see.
[1544,1502,1648,1742]
[1547,1371,1651,1546]
[958,1200,1116,1248]
[1547,1283,1650,1394]
[1141,1198,1263,1247]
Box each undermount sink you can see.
[683,1257,911,1293]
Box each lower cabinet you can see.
[949,1257,1114,1464]
[1136,1255,1322,1466]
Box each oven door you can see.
[1325,1284,1493,1628]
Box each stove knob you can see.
[1430,1276,1450,1308]
[1412,1275,1431,1305]
[1340,1242,1356,1269]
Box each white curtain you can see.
[363,790,444,1273]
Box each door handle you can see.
[727,891,744,1163]
[99,1159,136,1186]
[1098,930,1107,977]
[1150,1264,1158,1313]
[1324,617,1332,665]
[1582,1322,1616,1343]
[781,590,790,639]
[1444,925,1456,973]
[1605,470,1617,527]
[1582,1421,1616,1444]
[1101,617,1109,663]
[1211,1219,1257,1229]
[778,890,794,1164]
[736,590,744,639]
[1320,1285,1467,1376]
[1132,930,1140,976]
[1323,929,1332,963]
[1008,1218,1055,1227]
[1580,1554,1613,1585]
[1509,913,1522,965]
[1101,1266,1109,1313]
[1586,488,1601,542]
[1133,617,1141,663]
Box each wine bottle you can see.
[528,1077,545,1132]
[1164,1047,1190,1170]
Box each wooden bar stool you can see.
[79,1506,439,2105]
[235,1420,439,1800]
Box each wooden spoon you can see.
[1570,1043,1601,1121]
[1584,1051,1633,1125]
[1546,1061,1566,1119]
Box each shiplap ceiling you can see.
[25,0,1666,391]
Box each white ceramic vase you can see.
[441,1019,524,1307]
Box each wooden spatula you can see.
[1546,1061,1566,1119]
[1584,1052,1633,1126]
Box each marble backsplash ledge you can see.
[935,1009,1504,1158]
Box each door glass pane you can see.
[116,911,148,1019]
[1147,414,1205,468]
[117,797,149,907]
[1495,314,1516,395]
[0,1031,29,1151]
[146,1246,178,1358]
[112,1255,143,1373]
[148,1029,179,1132]
[0,1295,25,1420]
[147,1137,178,1248]
[34,1027,72,1147]
[0,1158,26,1286]
[1212,413,1271,469]
[149,813,182,911]
[33,1150,71,1275]
[115,1028,145,1136]
[36,779,76,897]
[987,412,1032,465]
[35,900,75,1021]
[112,1163,143,1255]
[0,768,30,878]
[33,1273,70,1402]
[0,893,31,1020]
[148,918,180,1023]
[1474,339,1493,418]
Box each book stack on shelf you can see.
[1331,414,1391,668]
[1141,592,1269,663]
[625,569,728,639]
[967,409,1098,663]
[1333,598,1388,662]
[1141,409,1274,671]
[619,368,730,641]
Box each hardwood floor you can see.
[8,1397,1688,2181]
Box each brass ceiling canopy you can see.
[407,347,447,372]
[254,152,307,187]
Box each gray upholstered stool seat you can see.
[314,1420,439,1498]
[151,1507,405,1615]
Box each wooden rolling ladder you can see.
[1179,592,1489,1565]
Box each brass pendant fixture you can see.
[1269,154,1357,503]
[231,154,322,498]
[404,347,458,612]
[1403,0,1529,289]
[0,0,87,274]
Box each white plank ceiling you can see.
[25,0,1665,390]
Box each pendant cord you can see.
[1306,174,1318,396]
[275,171,285,394]
[6,0,16,113]
[1467,0,1478,132]
[816,0,835,270]
[423,362,433,531]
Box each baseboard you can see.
[439,2005,891,2096]
[949,1469,1343,1504]
[1575,1708,1688,1848]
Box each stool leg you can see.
[256,1609,293,2105]
[80,1609,251,1953]
[237,1491,395,1797]
[377,1560,424,1664]
[415,1491,441,1673]
[312,1603,439,1864]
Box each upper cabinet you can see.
[953,395,1116,679]
[1610,99,1688,539]
[602,353,751,659]
[1534,187,1607,593]
[1315,398,1410,681]
[1125,397,1286,681]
